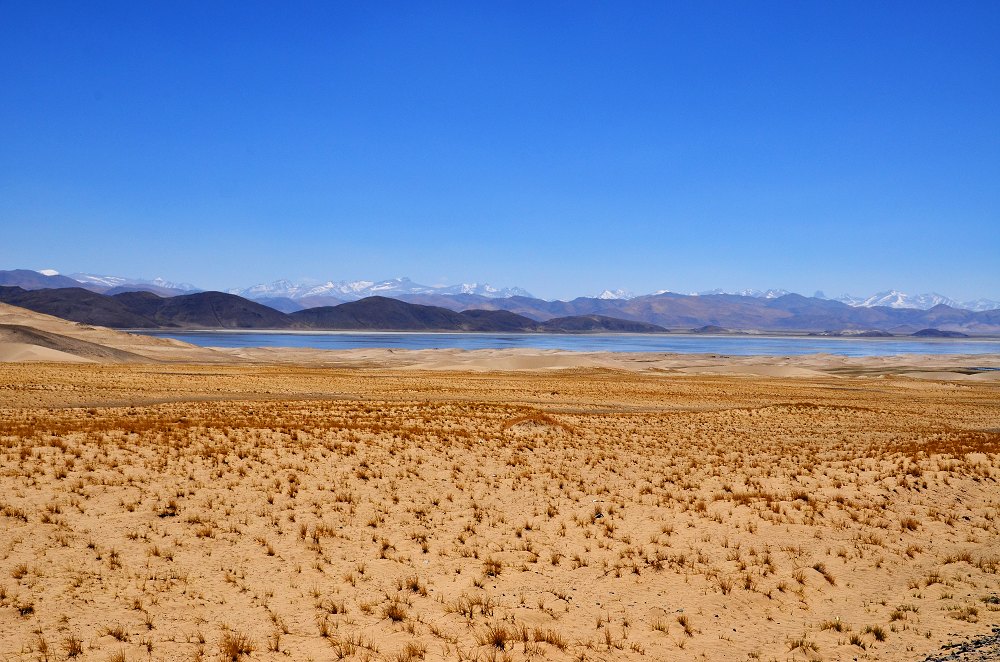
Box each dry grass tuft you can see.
[477,623,511,650]
[219,631,255,660]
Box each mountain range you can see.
[0,270,1000,335]
[68,272,199,295]
[615,287,1000,312]
[387,291,999,335]
[230,277,532,303]
[2,271,999,335]
[0,287,666,333]
[12,269,998,313]
[2,269,199,298]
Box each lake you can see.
[134,331,1000,358]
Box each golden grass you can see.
[0,362,998,660]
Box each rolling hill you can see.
[0,289,665,333]
[394,292,1000,334]
[1,284,998,334]
[287,297,530,331]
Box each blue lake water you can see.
[134,331,1000,358]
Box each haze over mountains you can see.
[1,269,998,335]
[609,287,1000,312]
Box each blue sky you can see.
[1,1,998,300]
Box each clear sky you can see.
[1,1,998,300]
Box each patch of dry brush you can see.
[0,364,998,660]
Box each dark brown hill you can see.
[0,286,158,327]
[135,291,294,329]
[110,291,165,318]
[3,285,998,334]
[291,296,465,330]
[457,309,538,332]
[0,287,292,329]
[394,294,558,320]
[912,328,969,338]
[540,315,666,333]
[290,297,539,331]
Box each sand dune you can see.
[0,302,216,362]
[222,346,1000,380]
[0,324,150,363]
[0,341,95,362]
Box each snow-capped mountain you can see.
[19,268,1000,311]
[960,298,1000,312]
[68,273,130,288]
[68,273,200,292]
[643,287,998,311]
[435,282,534,297]
[231,277,533,301]
[646,288,790,298]
[741,288,791,299]
[686,288,791,298]
[833,290,954,309]
[232,279,315,299]
[595,289,636,300]
[833,290,1000,312]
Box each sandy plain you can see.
[1,303,999,661]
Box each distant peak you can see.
[66,272,200,292]
[694,288,789,299]
[596,288,635,300]
[229,276,533,301]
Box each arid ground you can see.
[1,302,999,661]
[1,353,999,662]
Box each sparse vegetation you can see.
[477,623,511,650]
[63,634,84,657]
[0,362,997,660]
[219,631,255,660]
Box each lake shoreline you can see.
[132,329,1000,358]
